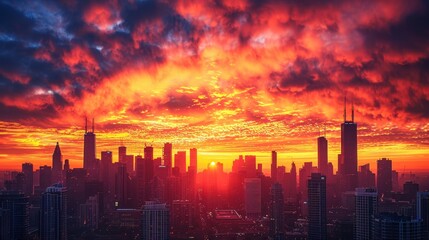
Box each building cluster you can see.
[0,106,429,239]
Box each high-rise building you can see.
[355,188,377,240]
[52,142,62,183]
[270,183,284,239]
[41,183,67,240]
[189,148,197,173]
[124,154,134,175]
[174,151,186,174]
[141,201,170,240]
[118,145,126,163]
[403,181,419,202]
[245,155,257,178]
[244,178,261,219]
[64,159,70,172]
[417,192,429,238]
[163,143,173,176]
[115,163,129,208]
[0,191,29,240]
[358,164,376,188]
[339,100,358,191]
[144,146,154,161]
[317,137,328,175]
[83,118,96,174]
[171,200,193,230]
[100,151,112,193]
[308,173,327,240]
[22,163,33,196]
[271,151,277,182]
[377,158,392,198]
[373,213,423,240]
[39,165,52,190]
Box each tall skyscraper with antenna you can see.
[339,97,358,191]
[52,142,62,183]
[83,118,96,175]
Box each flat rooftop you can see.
[215,210,242,220]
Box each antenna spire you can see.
[92,118,94,133]
[85,117,88,133]
[352,101,354,122]
[343,95,347,122]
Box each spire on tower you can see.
[352,101,355,122]
[85,117,88,133]
[92,118,94,133]
[344,95,347,122]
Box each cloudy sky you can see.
[0,0,428,171]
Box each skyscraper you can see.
[144,146,154,161]
[373,213,423,240]
[377,158,392,198]
[39,165,52,190]
[317,136,328,175]
[245,155,257,178]
[100,151,112,193]
[163,143,173,176]
[270,183,284,239]
[84,118,96,174]
[339,99,358,191]
[271,151,277,182]
[308,173,327,240]
[0,191,29,240]
[189,148,197,173]
[355,188,377,240]
[244,178,261,219]
[417,192,429,238]
[52,142,62,183]
[41,183,67,240]
[118,145,126,163]
[174,151,186,174]
[141,201,170,240]
[22,163,33,196]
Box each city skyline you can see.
[1,0,429,171]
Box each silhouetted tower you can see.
[317,137,328,175]
[41,183,67,240]
[52,142,62,183]
[270,183,284,239]
[308,173,327,240]
[339,97,358,191]
[163,143,173,176]
[190,148,197,173]
[22,163,33,196]
[271,151,277,182]
[355,188,377,240]
[377,158,392,198]
[83,118,96,175]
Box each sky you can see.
[0,0,428,172]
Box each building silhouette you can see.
[41,183,67,240]
[22,163,33,196]
[244,178,262,219]
[317,136,328,175]
[355,188,377,240]
[271,151,277,182]
[174,151,186,174]
[377,158,392,198]
[52,142,62,183]
[373,213,423,239]
[308,173,327,240]
[141,201,170,240]
[270,182,284,239]
[339,99,358,191]
[189,148,197,173]
[83,118,96,176]
[417,192,429,238]
[0,191,29,240]
[163,143,173,176]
